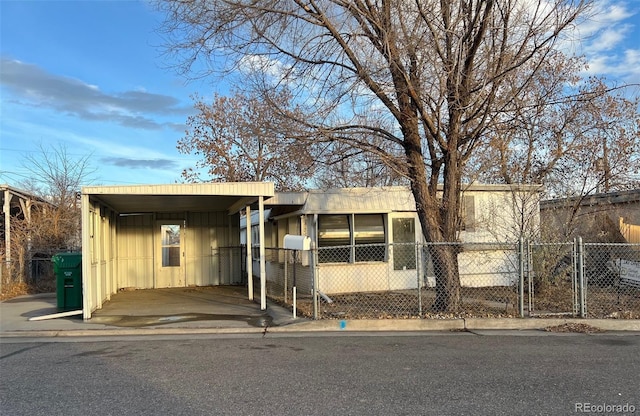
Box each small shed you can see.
[81,183,274,319]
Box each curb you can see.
[2,318,640,338]
[464,318,640,331]
[269,319,465,332]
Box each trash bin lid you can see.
[52,252,82,268]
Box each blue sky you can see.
[0,0,210,186]
[1,0,639,188]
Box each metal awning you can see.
[82,183,275,214]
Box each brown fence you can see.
[620,217,640,244]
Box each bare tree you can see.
[1,143,94,291]
[20,142,95,252]
[312,137,409,188]
[467,58,639,243]
[178,89,316,191]
[158,0,594,311]
[468,57,640,197]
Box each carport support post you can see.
[81,193,91,320]
[246,205,253,301]
[259,196,267,310]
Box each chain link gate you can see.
[523,240,582,317]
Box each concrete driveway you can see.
[91,286,275,327]
[1,286,298,333]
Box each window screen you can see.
[318,215,351,262]
[354,214,385,262]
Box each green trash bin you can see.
[52,252,83,311]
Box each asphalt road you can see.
[1,333,639,416]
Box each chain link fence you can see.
[1,249,70,295]
[258,240,640,320]
[211,246,247,285]
[583,243,640,319]
[316,243,420,319]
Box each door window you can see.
[392,218,416,270]
[161,224,181,267]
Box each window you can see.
[392,218,416,270]
[318,214,386,263]
[354,214,385,262]
[161,224,181,267]
[318,215,350,262]
[459,195,476,232]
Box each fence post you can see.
[284,249,288,304]
[518,237,525,318]
[416,243,422,317]
[312,244,319,320]
[577,236,586,318]
[527,241,533,315]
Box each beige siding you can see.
[317,263,391,294]
[187,211,236,286]
[114,211,242,288]
[195,211,242,285]
[83,198,119,319]
[117,214,154,289]
[82,183,270,318]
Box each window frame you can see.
[317,213,386,264]
[392,217,416,270]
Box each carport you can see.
[80,183,274,320]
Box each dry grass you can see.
[0,279,56,301]
[544,323,604,333]
[266,283,639,320]
[267,287,520,319]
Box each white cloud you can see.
[585,26,630,53]
[0,57,190,131]
[238,54,294,81]
[576,1,640,81]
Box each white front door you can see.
[389,217,418,290]
[156,222,185,288]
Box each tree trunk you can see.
[430,243,461,312]
[403,128,461,312]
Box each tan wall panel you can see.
[112,211,241,290]
[117,215,154,289]
[185,211,242,286]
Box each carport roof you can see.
[82,182,275,214]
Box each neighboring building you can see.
[1,184,53,284]
[540,189,640,243]
[242,184,542,295]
